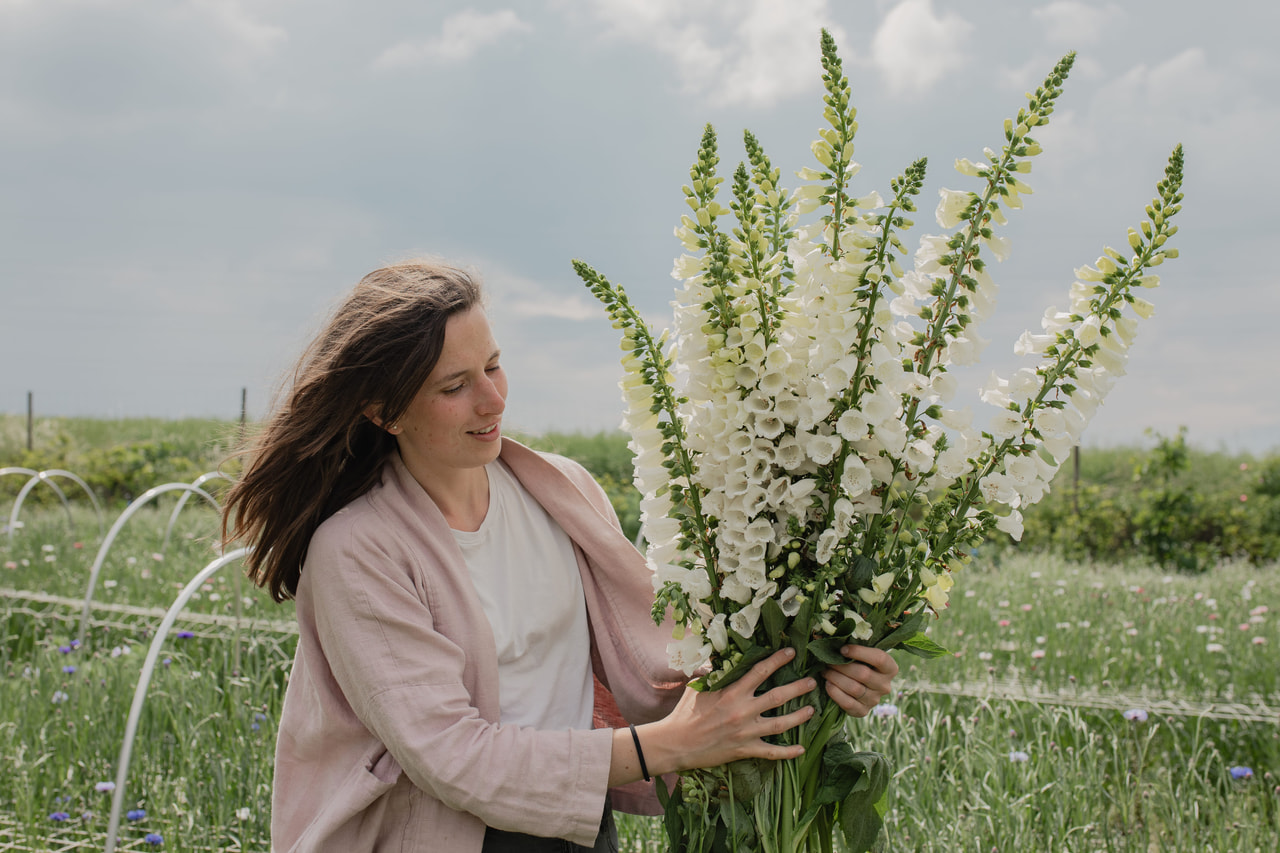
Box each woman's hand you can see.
[610,647,815,786]
[821,645,899,717]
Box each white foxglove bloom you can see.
[668,631,711,676]
[836,410,870,442]
[1131,297,1156,319]
[1033,408,1067,438]
[1077,314,1103,347]
[779,586,803,617]
[988,411,1024,440]
[982,234,1012,262]
[944,331,989,366]
[730,605,762,639]
[980,372,1011,407]
[1092,346,1127,375]
[1014,331,1055,357]
[923,581,951,611]
[937,407,974,431]
[804,433,843,466]
[861,387,899,424]
[841,456,873,497]
[979,472,1021,507]
[993,504,1024,537]
[707,613,729,652]
[936,188,975,229]
[815,529,839,565]
[1007,367,1041,400]
[904,439,936,472]
[928,371,958,402]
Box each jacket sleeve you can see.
[304,515,613,847]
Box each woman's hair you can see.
[222,260,483,602]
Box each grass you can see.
[2,507,1277,851]
[2,420,1278,850]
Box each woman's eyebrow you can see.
[432,350,501,386]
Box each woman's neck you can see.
[407,459,492,532]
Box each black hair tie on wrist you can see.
[628,724,651,782]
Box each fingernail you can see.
[841,646,853,656]
[784,647,795,658]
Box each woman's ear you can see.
[363,404,401,435]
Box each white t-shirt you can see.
[451,460,595,730]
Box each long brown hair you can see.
[222,260,483,602]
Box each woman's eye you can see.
[443,384,464,394]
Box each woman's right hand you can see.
[608,647,815,786]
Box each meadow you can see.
[1,416,1277,851]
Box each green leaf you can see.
[760,596,787,647]
[898,631,951,659]
[875,611,924,650]
[836,751,890,853]
[806,636,850,666]
[844,554,878,590]
[722,757,772,802]
[707,645,771,691]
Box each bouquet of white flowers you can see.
[574,30,1182,853]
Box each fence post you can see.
[26,391,33,451]
[1072,445,1081,515]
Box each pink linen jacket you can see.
[270,439,686,852]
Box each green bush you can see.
[1015,428,1280,570]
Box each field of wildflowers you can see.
[0,443,1276,851]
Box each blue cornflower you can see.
[70,639,80,649]
[59,645,73,654]
[49,812,70,822]
[1229,766,1254,780]
[872,703,900,718]
[51,690,69,704]
[1008,750,1030,763]
[1123,708,1148,722]
[144,832,164,846]
[62,665,76,675]
[175,631,195,639]
[126,809,146,821]
[94,781,115,793]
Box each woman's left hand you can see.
[822,645,899,717]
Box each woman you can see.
[222,260,898,852]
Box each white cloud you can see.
[373,9,531,70]
[571,0,844,107]
[1032,2,1123,47]
[870,0,973,95]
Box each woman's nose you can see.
[478,376,505,414]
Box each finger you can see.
[736,647,797,694]
[824,678,872,716]
[821,666,866,700]
[755,676,818,714]
[841,644,900,678]
[756,703,816,739]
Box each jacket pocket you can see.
[288,746,403,852]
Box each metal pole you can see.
[239,387,247,439]
[1072,445,1081,515]
[26,391,33,451]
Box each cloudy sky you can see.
[2,0,1277,453]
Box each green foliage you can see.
[1015,428,1280,571]
[515,430,642,542]
[1,415,241,509]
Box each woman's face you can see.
[391,305,508,484]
